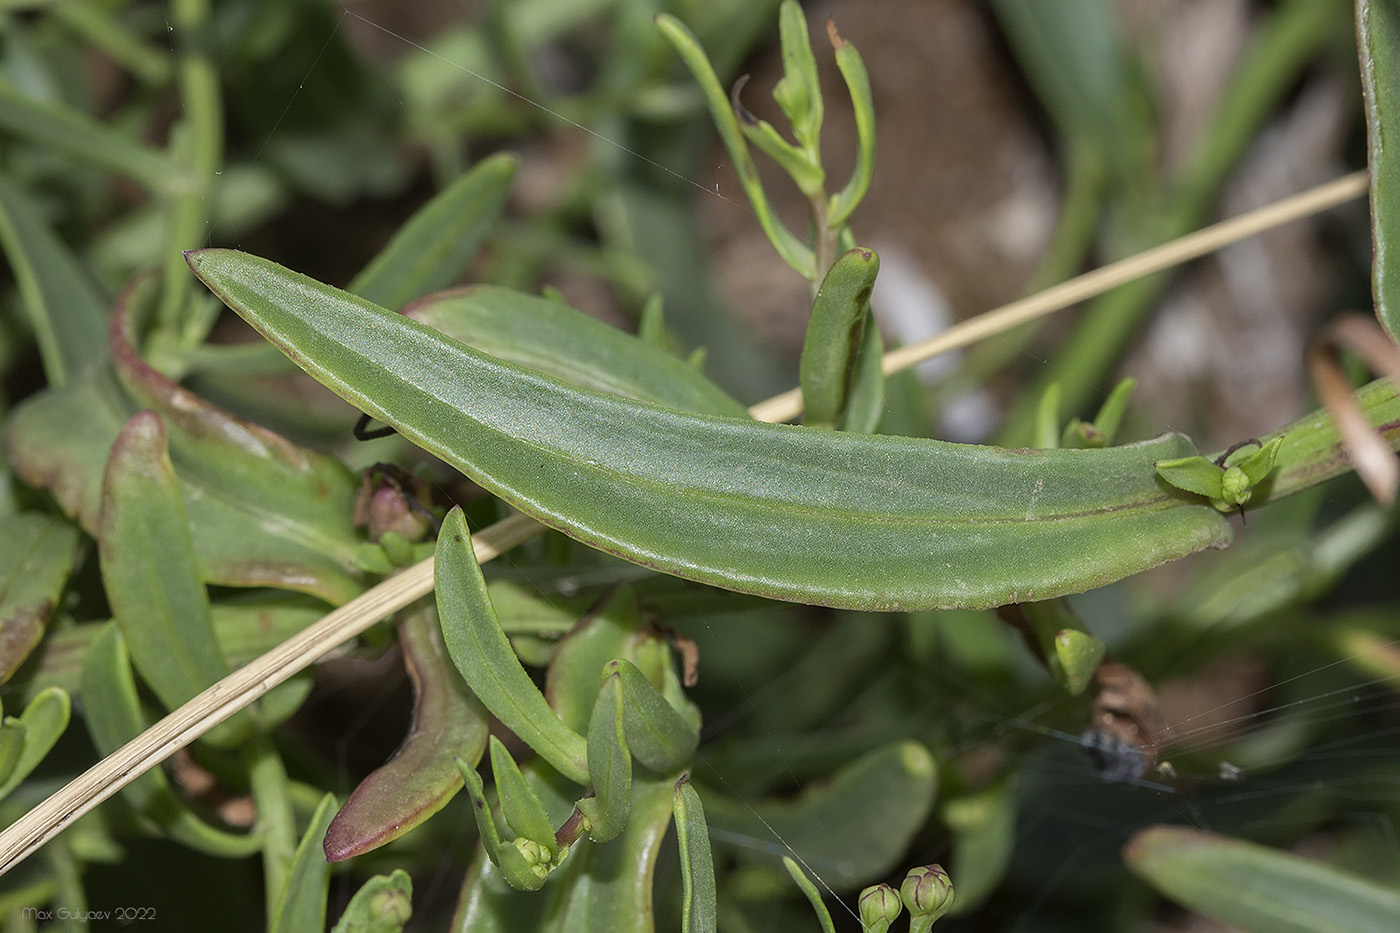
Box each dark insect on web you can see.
[1079,726,1152,784]
[1080,660,1170,788]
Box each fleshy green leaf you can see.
[489,736,558,859]
[544,586,642,734]
[577,671,631,843]
[98,411,246,741]
[826,21,876,227]
[435,507,589,784]
[186,249,1234,612]
[454,755,549,891]
[611,659,699,774]
[1360,0,1400,341]
[324,606,490,861]
[403,286,746,417]
[1154,455,1226,500]
[539,770,678,932]
[673,777,718,933]
[1126,825,1400,933]
[772,0,823,153]
[1233,436,1284,485]
[78,623,262,856]
[270,794,338,933]
[0,513,81,683]
[0,172,108,386]
[703,741,938,890]
[348,152,518,310]
[330,870,413,933]
[800,247,880,429]
[0,687,70,801]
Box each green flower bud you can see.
[858,883,903,932]
[901,864,954,931]
[1219,465,1253,507]
[513,838,551,880]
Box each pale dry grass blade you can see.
[0,170,1372,876]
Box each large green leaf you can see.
[1126,826,1400,933]
[1360,0,1400,341]
[187,249,1234,611]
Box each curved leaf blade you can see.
[324,606,490,862]
[800,247,880,429]
[270,794,338,933]
[577,671,630,843]
[673,776,718,933]
[98,412,233,718]
[488,735,557,857]
[1126,825,1400,933]
[612,659,699,774]
[0,687,69,801]
[435,507,589,784]
[187,249,1233,611]
[1360,0,1400,341]
[348,152,518,310]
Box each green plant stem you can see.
[1253,377,1400,504]
[248,737,297,926]
[159,0,222,339]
